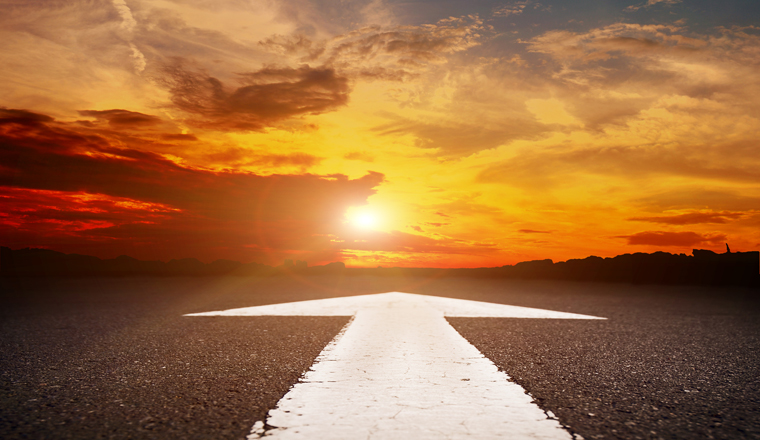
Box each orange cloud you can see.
[628,211,744,225]
[618,231,727,247]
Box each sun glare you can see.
[347,207,381,230]
[355,212,377,228]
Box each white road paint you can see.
[185,292,604,319]
[186,292,605,439]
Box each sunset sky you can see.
[1,0,759,267]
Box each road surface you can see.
[1,275,759,439]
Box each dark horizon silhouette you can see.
[2,245,758,287]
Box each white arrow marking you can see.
[186,292,605,439]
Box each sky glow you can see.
[1,0,759,267]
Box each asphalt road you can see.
[1,275,759,439]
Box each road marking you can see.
[186,292,605,439]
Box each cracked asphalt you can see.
[1,276,759,439]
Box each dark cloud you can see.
[159,133,198,141]
[204,147,322,170]
[79,109,162,128]
[0,109,384,263]
[628,211,744,225]
[0,108,54,125]
[27,108,203,158]
[161,61,350,131]
[618,231,727,247]
[245,152,323,169]
[518,229,552,234]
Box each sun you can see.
[355,212,377,229]
[347,207,381,230]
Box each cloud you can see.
[634,189,760,212]
[524,23,741,111]
[470,24,760,218]
[271,0,395,36]
[477,144,760,190]
[625,0,682,12]
[143,15,490,136]
[259,34,326,60]
[628,211,744,225]
[0,108,54,125]
[618,231,727,247]
[161,62,350,131]
[254,15,490,84]
[111,0,146,73]
[0,1,196,119]
[79,109,162,128]
[323,16,488,75]
[111,0,137,34]
[202,146,323,170]
[355,66,419,82]
[159,133,198,141]
[0,108,384,263]
[524,23,760,101]
[433,196,506,218]
[245,152,323,170]
[0,186,179,232]
[372,116,547,157]
[493,1,531,17]
[344,151,374,162]
[518,229,551,234]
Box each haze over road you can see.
[1,276,759,439]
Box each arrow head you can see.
[185,292,605,319]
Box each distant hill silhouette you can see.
[1,246,757,287]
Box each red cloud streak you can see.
[0,109,383,264]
